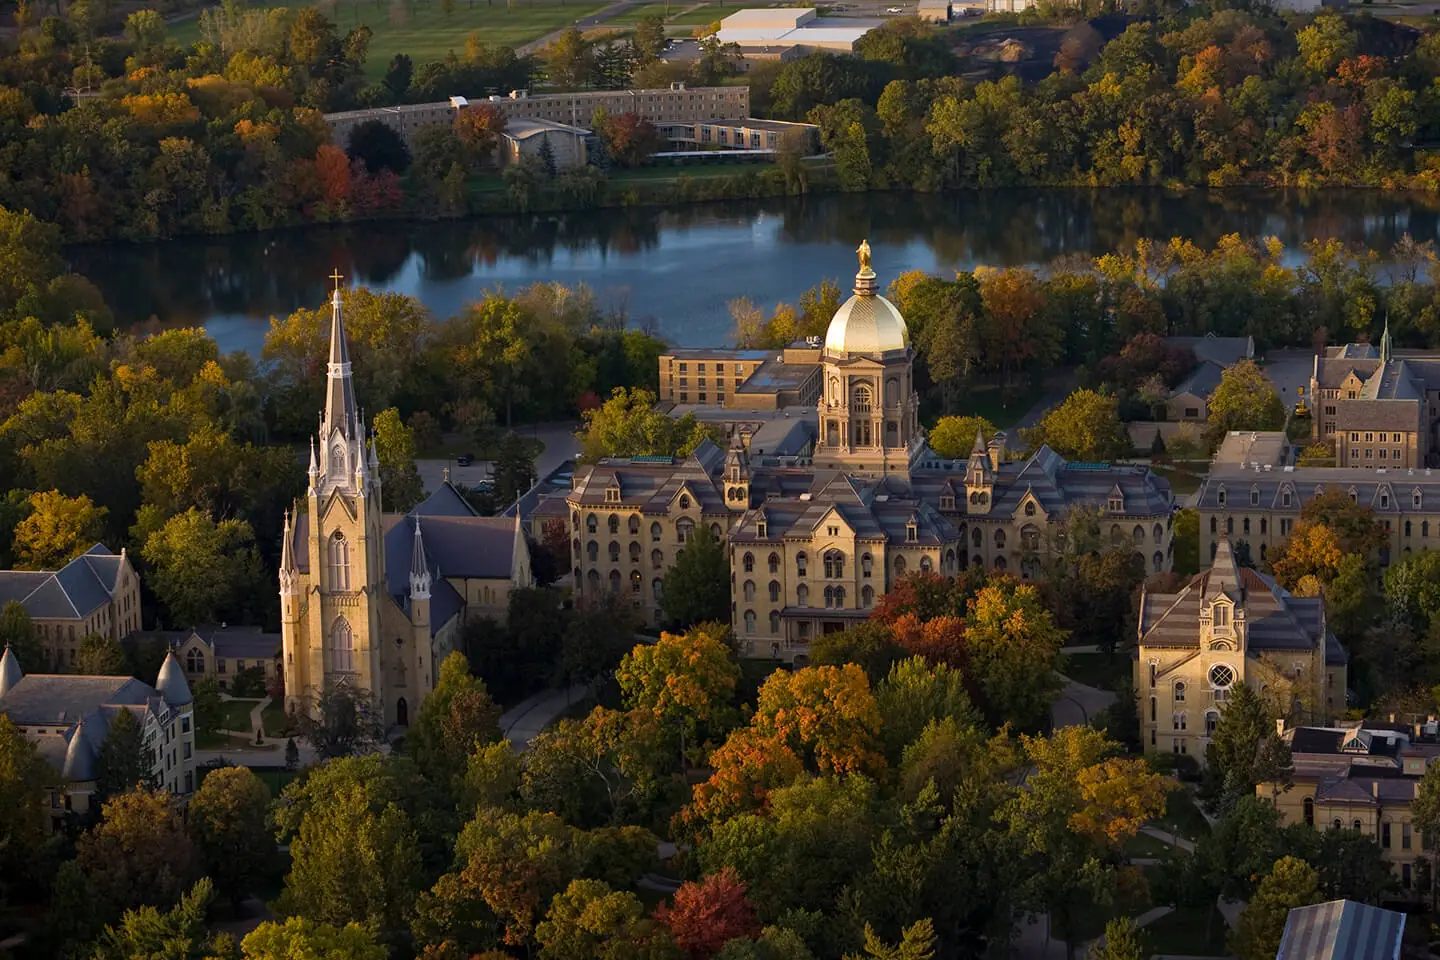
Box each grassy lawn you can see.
[218,698,263,733]
[1123,831,1179,860]
[1152,463,1206,496]
[1059,652,1131,692]
[612,160,774,180]
[667,3,728,25]
[261,699,295,738]
[172,0,609,79]
[1141,904,1229,956]
[1152,788,1212,842]
[964,382,1049,432]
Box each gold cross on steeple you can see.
[330,269,344,291]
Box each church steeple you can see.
[279,509,299,597]
[1380,315,1393,365]
[317,271,370,495]
[409,520,431,600]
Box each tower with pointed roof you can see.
[724,433,751,509]
[285,277,388,718]
[963,429,995,516]
[812,240,923,477]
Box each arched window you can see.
[679,494,692,510]
[1133,525,1144,544]
[572,510,580,528]
[1024,502,1036,517]
[651,522,662,542]
[608,570,621,594]
[653,579,663,600]
[920,556,932,573]
[185,648,205,674]
[1154,523,1164,543]
[629,542,640,562]
[743,552,754,572]
[1303,797,1314,826]
[944,549,956,571]
[744,610,756,632]
[1210,517,1217,535]
[1153,551,1164,572]
[852,384,872,413]
[1426,521,1432,538]
[1174,680,1186,703]
[769,553,780,574]
[1149,696,1157,722]
[994,529,1006,549]
[676,518,694,544]
[894,556,907,577]
[971,528,982,548]
[327,616,354,673]
[608,541,620,562]
[797,584,809,606]
[711,523,722,538]
[651,549,663,569]
[327,532,351,591]
[628,515,640,535]
[769,581,780,602]
[572,538,581,558]
[835,586,846,606]
[1021,525,1040,551]
[1173,713,1187,731]
[586,514,598,534]
[862,553,873,577]
[1332,819,1343,831]
[824,586,835,608]
[744,580,756,602]
[1354,819,1362,832]
[608,515,619,535]
[796,553,808,577]
[1406,520,1413,538]
[1149,662,1156,687]
[824,550,845,578]
[769,611,781,634]
[587,569,600,591]
[1111,524,1123,543]
[994,556,1007,571]
[1205,710,1219,735]
[861,585,873,607]
[630,571,641,594]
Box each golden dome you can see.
[823,239,909,356]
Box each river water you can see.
[70,189,1440,356]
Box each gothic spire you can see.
[322,272,359,448]
[409,520,431,600]
[1380,314,1393,365]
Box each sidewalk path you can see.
[516,1,641,55]
[500,684,589,750]
[1051,674,1116,728]
[1140,825,1197,854]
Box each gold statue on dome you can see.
[856,238,872,271]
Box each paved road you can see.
[1050,673,1117,729]
[416,421,580,493]
[1006,370,1080,450]
[1260,348,1315,411]
[499,684,589,750]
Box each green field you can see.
[600,1,727,27]
[171,0,609,79]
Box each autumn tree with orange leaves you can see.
[654,868,760,959]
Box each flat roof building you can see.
[714,8,885,52]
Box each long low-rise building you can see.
[325,85,752,149]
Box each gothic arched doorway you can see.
[396,697,409,727]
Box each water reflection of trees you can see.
[69,190,1440,341]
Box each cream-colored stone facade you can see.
[279,286,531,725]
[1309,328,1440,468]
[1136,539,1347,760]
[0,545,143,671]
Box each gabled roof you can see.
[1139,556,1326,653]
[1170,360,1225,401]
[0,544,128,620]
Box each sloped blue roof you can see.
[1276,899,1404,960]
[0,544,126,620]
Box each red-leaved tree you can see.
[654,868,761,959]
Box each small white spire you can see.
[409,521,431,601]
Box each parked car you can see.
[456,454,474,466]
[886,7,903,12]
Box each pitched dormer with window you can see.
[1108,484,1125,514]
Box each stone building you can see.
[566,244,1175,660]
[0,545,143,670]
[658,343,822,410]
[278,281,532,726]
[1194,461,1440,569]
[1135,538,1348,760]
[157,626,282,691]
[0,646,195,825]
[1310,325,1440,469]
[1260,723,1439,898]
[500,119,589,171]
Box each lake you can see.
[69,189,1440,356]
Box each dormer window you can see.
[940,494,955,511]
[1415,488,1423,510]
[605,487,620,503]
[1212,601,1230,630]
[757,520,767,538]
[1381,491,1390,509]
[679,493,691,510]
[1024,502,1036,517]
[906,522,918,542]
[1108,497,1123,513]
[1250,487,1260,506]
[1282,489,1293,508]
[1217,485,1226,507]
[1348,487,1358,504]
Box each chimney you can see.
[1372,781,1379,798]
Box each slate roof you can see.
[0,675,153,725]
[1165,335,1253,367]
[569,440,729,515]
[1139,539,1329,654]
[411,481,480,518]
[381,512,517,634]
[160,627,281,660]
[1170,360,1225,401]
[1333,400,1422,432]
[1277,900,1404,960]
[1196,463,1440,514]
[730,471,956,546]
[0,544,127,620]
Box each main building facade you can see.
[567,245,1176,661]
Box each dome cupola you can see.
[823,239,910,357]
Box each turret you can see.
[279,509,300,597]
[0,645,21,698]
[409,521,432,601]
[63,716,96,782]
[155,650,193,707]
[724,433,750,510]
[964,429,995,515]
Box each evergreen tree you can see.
[1088,918,1146,960]
[492,431,537,507]
[94,708,158,806]
[1206,682,1291,810]
[538,137,557,178]
[660,525,730,630]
